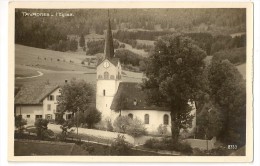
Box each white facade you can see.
[15,87,72,124]
[96,59,122,119]
[15,105,43,124]
[42,88,61,120]
[120,110,172,134]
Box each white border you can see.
[1,0,259,162]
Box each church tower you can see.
[96,13,122,120]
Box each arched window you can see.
[128,113,133,119]
[98,75,103,79]
[104,72,109,79]
[110,75,115,79]
[144,114,149,124]
[163,114,169,125]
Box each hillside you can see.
[15,45,144,88]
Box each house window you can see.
[128,113,133,119]
[48,95,54,101]
[66,114,72,120]
[103,90,106,96]
[163,114,169,125]
[98,75,103,79]
[110,75,115,79]
[46,114,52,120]
[35,115,42,120]
[47,104,51,111]
[26,115,30,118]
[104,72,109,79]
[144,114,149,124]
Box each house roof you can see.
[110,82,167,111]
[15,83,59,105]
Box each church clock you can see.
[103,61,110,68]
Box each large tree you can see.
[142,34,207,140]
[208,59,246,146]
[57,78,96,121]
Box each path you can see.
[48,124,152,146]
[16,71,44,80]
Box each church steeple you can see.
[104,10,114,59]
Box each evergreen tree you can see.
[79,34,85,48]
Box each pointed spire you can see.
[104,10,114,59]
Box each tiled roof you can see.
[110,82,166,111]
[15,83,59,105]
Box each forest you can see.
[15,9,247,70]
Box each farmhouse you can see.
[96,17,196,134]
[15,84,72,124]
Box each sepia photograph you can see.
[8,2,253,162]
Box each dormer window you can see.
[110,75,115,79]
[98,75,103,79]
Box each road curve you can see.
[16,71,44,80]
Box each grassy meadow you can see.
[15,44,143,88]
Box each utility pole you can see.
[77,107,79,141]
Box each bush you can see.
[113,116,132,133]
[34,119,54,140]
[55,113,65,124]
[212,47,246,65]
[157,124,168,136]
[81,143,95,154]
[125,118,146,138]
[144,138,192,155]
[106,120,114,132]
[193,146,229,156]
[57,120,75,141]
[111,134,131,155]
[15,115,27,133]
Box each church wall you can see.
[120,110,172,134]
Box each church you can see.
[96,17,196,135]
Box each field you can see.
[15,45,143,88]
[136,39,155,46]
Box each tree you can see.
[208,59,246,146]
[57,78,98,131]
[82,105,102,129]
[196,102,224,139]
[142,34,207,141]
[79,34,85,48]
[57,78,95,116]
[69,39,78,51]
[113,91,128,116]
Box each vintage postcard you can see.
[8,1,253,162]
